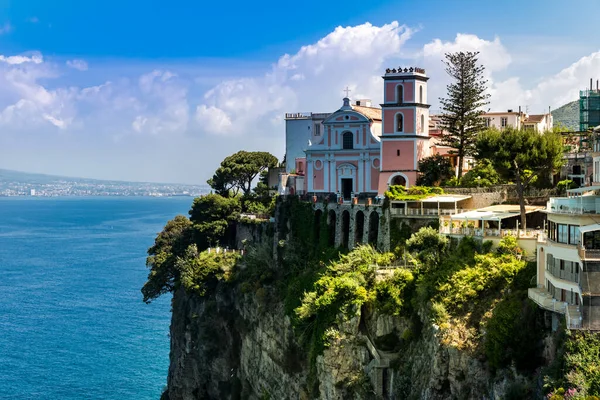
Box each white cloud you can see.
[0,54,43,65]
[195,21,414,135]
[66,59,88,71]
[0,23,598,183]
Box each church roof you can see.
[352,105,382,121]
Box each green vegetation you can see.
[416,154,454,186]
[557,179,579,195]
[438,51,490,178]
[552,100,579,131]
[384,185,444,201]
[476,127,564,229]
[177,245,240,296]
[545,331,600,398]
[207,150,278,196]
[459,158,501,187]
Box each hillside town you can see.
[275,63,600,333]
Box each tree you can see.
[142,215,193,303]
[189,194,242,249]
[476,127,564,229]
[406,226,449,266]
[460,158,501,187]
[207,151,278,197]
[416,154,454,186]
[439,51,490,178]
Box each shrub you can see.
[460,159,501,187]
[557,179,578,195]
[374,269,415,315]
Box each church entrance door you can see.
[341,179,352,200]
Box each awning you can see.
[567,185,600,195]
[419,195,471,203]
[578,223,600,233]
[449,205,542,221]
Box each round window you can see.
[314,160,323,170]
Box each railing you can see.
[578,245,600,260]
[566,305,583,329]
[391,208,468,216]
[206,247,245,255]
[548,197,600,215]
[528,287,567,314]
[439,227,544,239]
[547,264,580,284]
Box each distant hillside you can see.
[552,100,579,131]
[0,168,189,186]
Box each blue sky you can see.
[0,0,598,183]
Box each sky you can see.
[0,0,599,184]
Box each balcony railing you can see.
[439,226,544,239]
[578,246,600,260]
[548,196,600,215]
[566,305,583,329]
[528,287,567,314]
[390,208,467,216]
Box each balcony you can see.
[528,287,567,314]
[578,246,600,260]
[547,196,600,215]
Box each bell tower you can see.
[377,67,431,193]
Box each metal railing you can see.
[578,246,600,260]
[391,208,468,216]
[528,287,567,314]
[439,227,544,239]
[566,305,583,329]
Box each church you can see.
[284,67,432,200]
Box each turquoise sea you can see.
[0,197,194,400]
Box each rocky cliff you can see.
[162,278,541,400]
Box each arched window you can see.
[396,85,403,103]
[342,131,353,149]
[396,113,403,132]
[419,86,423,103]
[421,114,425,133]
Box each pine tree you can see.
[439,51,490,178]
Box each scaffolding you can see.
[580,89,600,131]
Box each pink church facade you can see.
[288,67,431,199]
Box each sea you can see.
[0,197,194,400]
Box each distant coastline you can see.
[0,168,209,197]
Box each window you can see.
[419,86,423,103]
[396,113,403,132]
[484,118,491,127]
[501,117,508,128]
[420,114,425,133]
[314,123,321,136]
[342,131,353,149]
[396,85,403,103]
[569,225,580,245]
[396,149,400,156]
[558,224,568,244]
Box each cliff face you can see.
[163,282,536,400]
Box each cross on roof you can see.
[343,86,351,97]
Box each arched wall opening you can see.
[355,211,365,245]
[327,210,336,247]
[314,209,323,244]
[368,212,379,248]
[341,210,350,249]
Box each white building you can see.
[482,109,553,132]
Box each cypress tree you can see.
[439,51,490,178]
